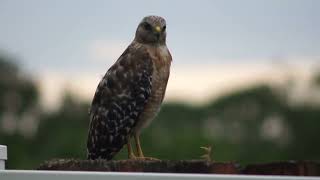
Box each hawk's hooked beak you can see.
[155,26,161,33]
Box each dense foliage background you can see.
[1,54,320,169]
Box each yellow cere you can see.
[155,26,161,32]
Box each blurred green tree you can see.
[0,54,40,168]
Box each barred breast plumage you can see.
[134,45,171,133]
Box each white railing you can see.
[1,170,320,180]
[0,145,7,170]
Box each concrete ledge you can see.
[38,159,320,176]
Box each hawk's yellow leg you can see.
[134,134,159,160]
[134,134,144,157]
[127,140,136,159]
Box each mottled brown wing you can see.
[87,43,153,160]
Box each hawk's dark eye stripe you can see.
[162,26,166,32]
[143,23,152,31]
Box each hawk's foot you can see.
[128,152,137,159]
[133,156,160,161]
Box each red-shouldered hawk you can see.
[87,16,172,160]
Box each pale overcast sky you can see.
[0,0,320,109]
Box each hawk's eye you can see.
[143,23,152,31]
[162,26,166,32]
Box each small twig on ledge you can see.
[200,146,212,161]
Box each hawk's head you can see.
[135,16,167,45]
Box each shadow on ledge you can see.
[38,159,320,176]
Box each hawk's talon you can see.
[133,156,160,161]
[128,153,137,159]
